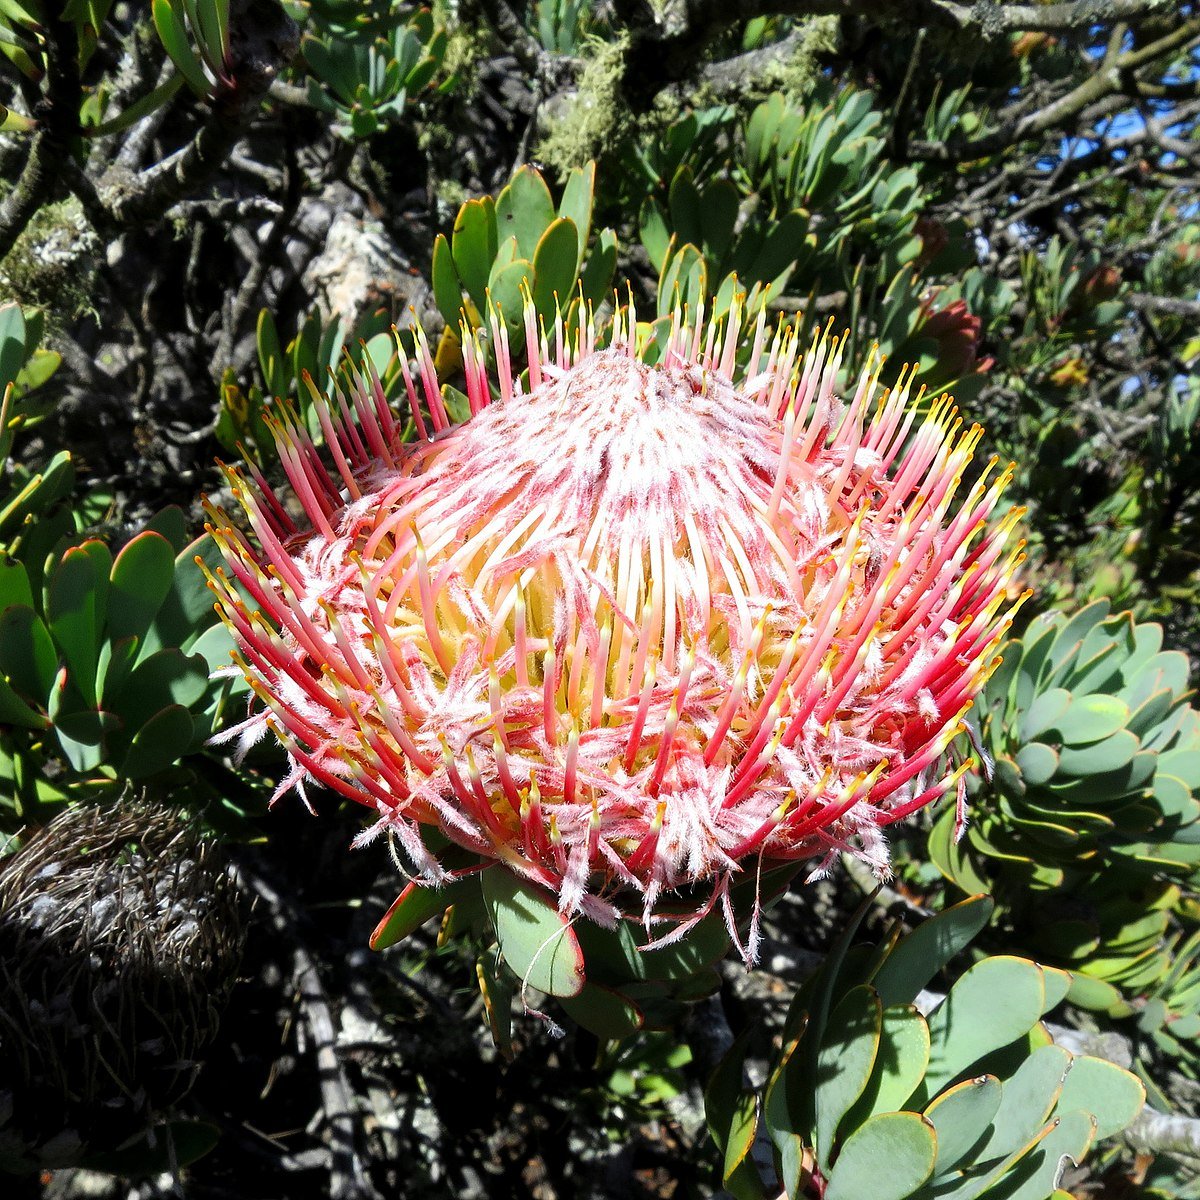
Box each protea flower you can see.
[206,299,1023,942]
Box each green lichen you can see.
[0,199,99,324]
[439,11,480,89]
[535,32,630,177]
[761,17,839,100]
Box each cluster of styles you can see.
[207,300,1023,949]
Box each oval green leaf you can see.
[482,866,585,998]
[815,985,883,1161]
[925,1074,1002,1174]
[824,1111,936,1200]
[1054,1055,1144,1140]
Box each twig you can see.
[907,16,1200,162]
[232,859,382,1200]
[90,1,298,232]
[0,13,81,260]
[840,852,934,923]
[1128,294,1200,318]
[474,0,546,74]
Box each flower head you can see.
[206,300,1023,930]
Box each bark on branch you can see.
[906,15,1200,162]
[615,0,1187,113]
[0,14,82,261]
[91,0,298,232]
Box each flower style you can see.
[206,300,1024,932]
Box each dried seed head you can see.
[0,801,243,1168]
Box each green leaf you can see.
[845,1005,930,1126]
[872,895,994,1008]
[83,1119,219,1176]
[742,210,807,286]
[531,217,579,318]
[705,1030,760,1184]
[370,877,468,950]
[789,890,879,1140]
[120,703,195,777]
[47,542,111,708]
[452,198,498,315]
[700,179,740,265]
[0,556,32,611]
[1040,966,1072,1015]
[976,1043,1071,1162]
[431,233,464,327]
[1056,730,1138,775]
[482,866,585,998]
[191,0,229,72]
[1015,742,1058,786]
[998,1110,1096,1200]
[96,633,139,702]
[640,199,672,273]
[145,534,221,656]
[925,1074,1002,1175]
[80,70,185,137]
[1052,694,1132,746]
[0,605,57,704]
[0,301,27,390]
[824,1112,936,1200]
[488,259,535,332]
[579,228,618,307]
[107,648,208,732]
[107,530,176,650]
[557,162,595,278]
[152,0,210,95]
[55,707,120,773]
[922,957,1046,1098]
[763,1028,804,1150]
[495,165,556,262]
[1018,687,1071,742]
[477,952,515,1060]
[0,102,35,132]
[256,308,288,398]
[667,167,704,249]
[560,981,644,1040]
[1161,747,1200,788]
[144,505,190,554]
[1065,972,1123,1012]
[815,984,882,1162]
[928,806,993,895]
[0,675,46,728]
[1054,1057,1144,1139]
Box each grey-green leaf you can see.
[824,1112,936,1200]
[815,985,882,1162]
[925,1075,1002,1175]
[923,957,1045,1097]
[872,895,995,1008]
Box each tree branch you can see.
[615,0,1187,111]
[90,0,298,232]
[0,13,81,261]
[1128,293,1200,318]
[233,859,382,1200]
[907,15,1200,161]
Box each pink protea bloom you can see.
[206,299,1024,937]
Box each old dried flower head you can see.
[206,300,1023,937]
